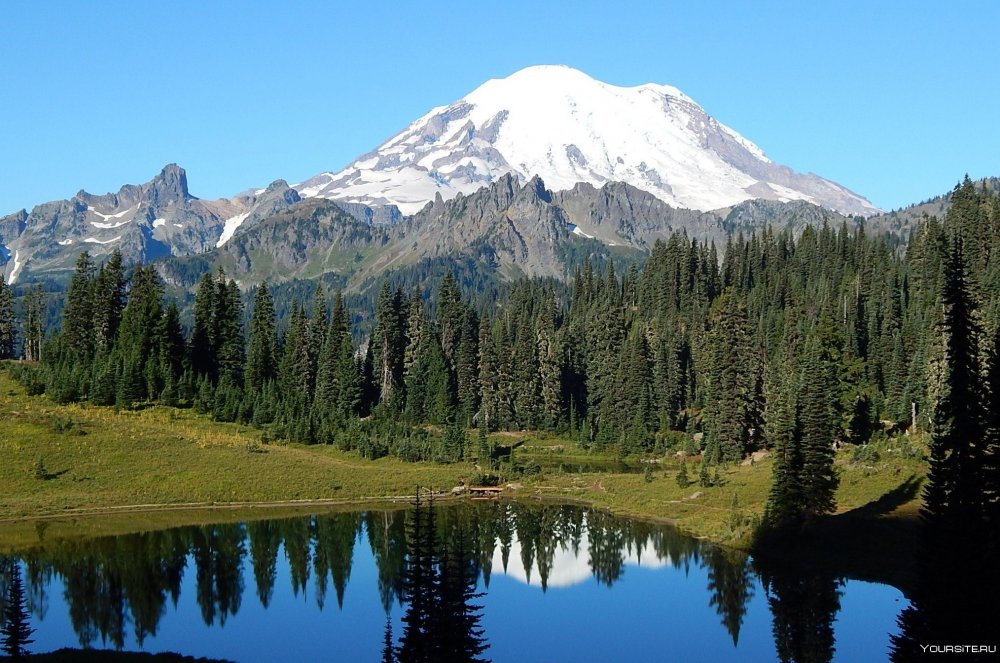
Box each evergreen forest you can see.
[3,176,1000,658]
[2,179,999,525]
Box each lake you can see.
[1,500,905,662]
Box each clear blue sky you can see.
[1,1,997,215]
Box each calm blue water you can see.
[3,502,905,662]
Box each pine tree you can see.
[764,373,805,529]
[279,304,313,398]
[704,290,755,464]
[436,532,490,662]
[923,238,988,532]
[477,426,494,468]
[456,309,480,426]
[92,249,126,352]
[676,460,690,488]
[373,284,406,406]
[62,252,97,360]
[215,277,245,387]
[477,319,500,431]
[116,265,166,402]
[1,562,35,659]
[442,408,468,461]
[190,272,217,378]
[158,301,186,402]
[246,283,278,394]
[309,283,328,381]
[397,490,440,663]
[437,272,463,371]
[22,286,44,362]
[512,314,540,429]
[0,279,15,359]
[536,316,563,431]
[797,338,839,519]
[403,287,425,381]
[382,618,396,663]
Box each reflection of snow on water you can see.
[492,519,671,588]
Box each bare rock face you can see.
[0,166,302,284]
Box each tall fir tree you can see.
[62,252,97,361]
[190,272,217,378]
[23,286,45,362]
[92,249,126,352]
[1,562,35,659]
[0,279,15,359]
[372,284,406,406]
[246,283,279,394]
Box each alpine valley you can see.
[4,62,1000,663]
[1,65,893,294]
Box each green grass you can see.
[0,365,928,591]
[0,369,466,520]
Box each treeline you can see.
[5,180,1000,476]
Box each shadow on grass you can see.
[753,475,924,596]
[849,474,923,517]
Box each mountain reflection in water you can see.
[0,501,904,662]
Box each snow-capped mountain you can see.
[296,65,879,216]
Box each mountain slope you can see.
[298,65,878,216]
[0,165,301,283]
[148,174,855,299]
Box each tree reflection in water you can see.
[0,501,880,660]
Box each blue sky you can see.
[1,1,997,215]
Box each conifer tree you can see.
[676,460,690,488]
[456,309,480,426]
[190,272,217,378]
[373,284,406,405]
[215,277,245,387]
[797,338,840,519]
[704,290,755,463]
[922,238,989,535]
[437,272,463,370]
[382,618,395,663]
[477,319,500,431]
[246,283,278,394]
[0,279,15,359]
[92,249,126,352]
[62,252,97,360]
[536,322,563,431]
[116,265,165,403]
[512,314,541,429]
[1,562,35,659]
[158,301,186,403]
[23,286,44,362]
[279,303,313,398]
[309,283,328,379]
[403,287,425,381]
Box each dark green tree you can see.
[62,252,97,360]
[190,272,217,378]
[246,283,279,394]
[0,279,15,359]
[22,286,45,362]
[373,284,406,406]
[1,562,35,659]
[92,249,126,352]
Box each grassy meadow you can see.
[0,364,927,589]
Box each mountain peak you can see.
[296,67,879,216]
[148,163,190,202]
[468,65,694,108]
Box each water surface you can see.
[1,501,904,662]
